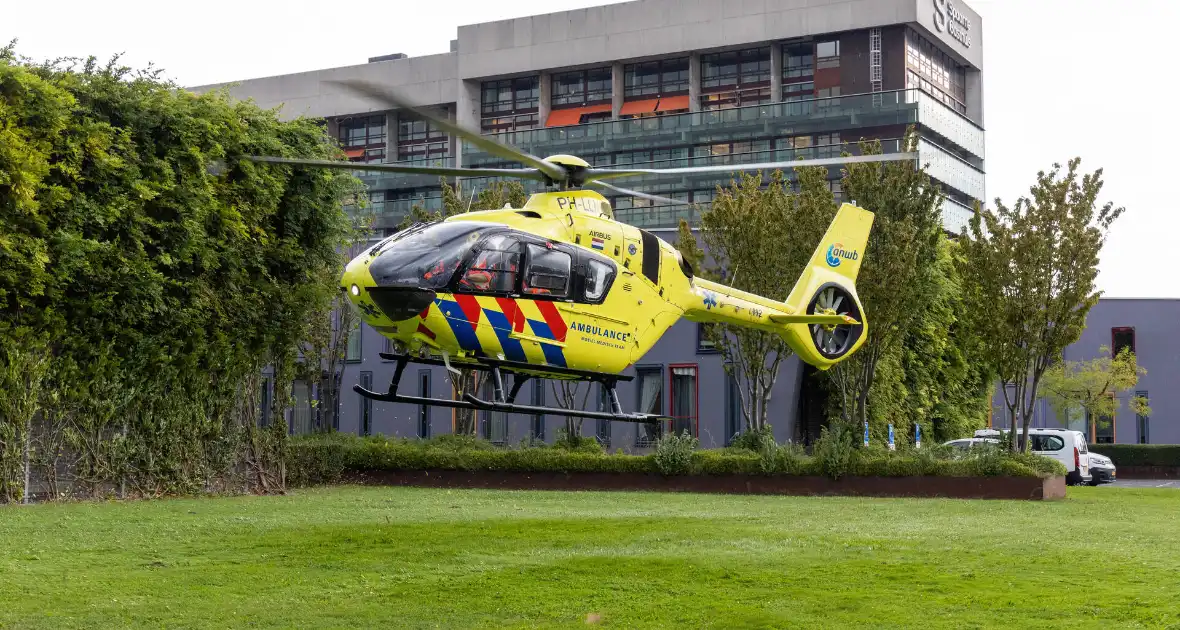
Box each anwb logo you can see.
[825,244,859,268]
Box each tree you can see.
[958,157,1124,452]
[860,237,994,446]
[1041,346,1150,436]
[675,166,835,432]
[827,131,945,436]
[0,46,355,499]
[398,177,528,436]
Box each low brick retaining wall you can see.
[1114,466,1180,479]
[344,470,1066,500]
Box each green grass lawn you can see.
[2,486,1178,629]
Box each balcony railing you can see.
[462,88,983,165]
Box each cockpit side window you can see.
[523,243,572,298]
[583,258,616,303]
[456,234,521,295]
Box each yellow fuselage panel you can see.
[340,189,683,373]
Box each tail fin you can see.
[777,203,875,368]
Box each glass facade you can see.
[700,46,772,110]
[337,28,983,233]
[905,28,967,115]
[624,57,690,99]
[480,76,540,133]
[338,115,386,163]
[552,67,612,108]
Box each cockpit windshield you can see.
[368,221,497,290]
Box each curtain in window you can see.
[637,371,663,445]
[671,367,696,436]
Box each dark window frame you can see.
[481,76,541,132]
[551,66,613,108]
[624,57,690,99]
[418,369,431,439]
[1136,390,1149,444]
[697,322,718,354]
[359,371,373,437]
[531,381,546,440]
[1112,327,1136,357]
[668,363,699,438]
[635,365,664,448]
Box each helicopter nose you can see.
[354,250,439,322]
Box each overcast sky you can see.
[5,0,1177,297]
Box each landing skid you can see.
[354,353,665,423]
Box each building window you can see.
[614,147,690,168]
[346,319,362,362]
[397,117,448,164]
[782,43,815,79]
[359,372,373,436]
[815,40,840,69]
[904,28,966,114]
[1136,390,1150,444]
[552,67,612,107]
[724,369,741,446]
[337,115,386,163]
[624,57,690,98]
[697,323,718,353]
[596,385,612,448]
[417,370,431,439]
[531,381,545,440]
[1094,414,1114,444]
[670,365,698,437]
[481,77,540,133]
[481,380,508,445]
[1112,327,1135,356]
[635,367,664,447]
[700,47,772,111]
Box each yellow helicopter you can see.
[245,79,911,423]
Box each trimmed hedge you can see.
[1087,444,1180,467]
[285,433,1067,488]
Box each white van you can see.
[974,428,1092,486]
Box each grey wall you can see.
[988,299,1180,445]
[187,0,983,121]
[188,52,458,120]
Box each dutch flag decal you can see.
[591,236,605,251]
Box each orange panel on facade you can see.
[619,99,659,116]
[655,95,690,112]
[546,103,613,127]
[545,108,583,127]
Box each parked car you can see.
[1088,452,1116,485]
[942,438,1002,453]
[973,428,1092,486]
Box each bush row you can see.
[285,432,1066,488]
[1087,444,1180,467]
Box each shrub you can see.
[812,423,857,480]
[286,435,349,488]
[1087,444,1180,467]
[730,425,776,453]
[281,432,1061,487]
[653,430,699,475]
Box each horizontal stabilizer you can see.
[769,313,861,325]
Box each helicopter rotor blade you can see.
[583,152,919,181]
[326,79,568,183]
[241,155,548,181]
[587,180,683,206]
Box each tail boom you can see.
[680,203,874,370]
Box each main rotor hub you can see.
[543,154,591,188]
